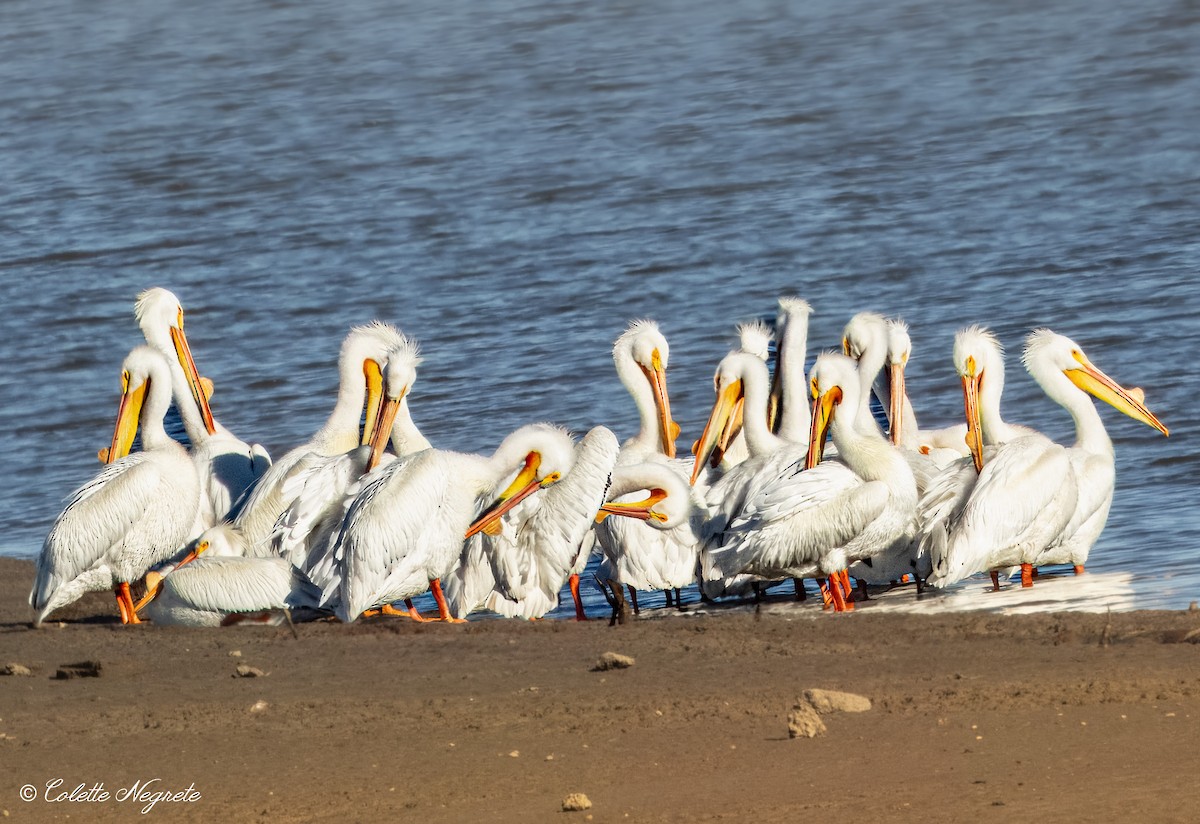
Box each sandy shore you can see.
[1,556,1198,823]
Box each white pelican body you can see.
[31,347,200,625]
[141,525,320,627]
[926,329,1167,588]
[445,426,620,620]
[919,326,1049,586]
[134,288,270,531]
[228,322,401,554]
[331,424,576,622]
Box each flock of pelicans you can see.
[29,289,1169,628]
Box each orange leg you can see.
[569,573,587,621]
[115,582,142,625]
[1073,565,1085,576]
[838,570,855,609]
[819,579,833,610]
[1020,563,1034,588]
[827,575,848,612]
[429,579,466,623]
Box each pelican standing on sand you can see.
[925,329,1168,589]
[330,423,576,623]
[134,287,271,530]
[30,347,200,625]
[594,320,702,618]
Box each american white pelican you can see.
[444,426,611,620]
[920,326,1049,588]
[134,287,271,531]
[228,322,401,553]
[595,321,702,615]
[330,423,577,623]
[925,329,1167,589]
[701,352,918,611]
[137,524,320,627]
[693,350,801,600]
[30,346,200,626]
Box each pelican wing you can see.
[33,454,162,610]
[705,459,888,580]
[930,436,1076,587]
[158,556,314,614]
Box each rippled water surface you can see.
[1,0,1196,612]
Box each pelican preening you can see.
[32,287,1170,627]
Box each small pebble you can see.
[235,664,267,678]
[229,650,243,658]
[592,652,635,671]
[509,750,520,758]
[562,793,592,812]
[2,664,32,677]
[249,700,269,713]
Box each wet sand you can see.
[1,556,1198,823]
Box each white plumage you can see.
[31,346,200,625]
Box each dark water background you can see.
[1,0,1196,612]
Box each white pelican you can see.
[595,321,702,615]
[30,346,200,626]
[137,523,321,627]
[330,423,577,623]
[227,322,401,553]
[444,426,614,620]
[920,326,1048,588]
[700,352,918,611]
[925,329,1167,589]
[134,287,271,531]
[693,350,804,600]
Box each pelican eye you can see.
[541,471,562,486]
[121,370,131,392]
[810,377,819,400]
[176,307,185,329]
[651,349,664,372]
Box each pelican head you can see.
[1023,330,1169,437]
[806,352,860,469]
[134,287,216,435]
[884,319,912,446]
[691,351,762,484]
[954,325,1004,472]
[614,320,679,459]
[466,424,577,538]
[342,322,407,446]
[597,461,693,529]
[365,337,422,471]
[736,319,773,361]
[841,311,889,362]
[106,346,174,464]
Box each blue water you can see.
[1,0,1196,614]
